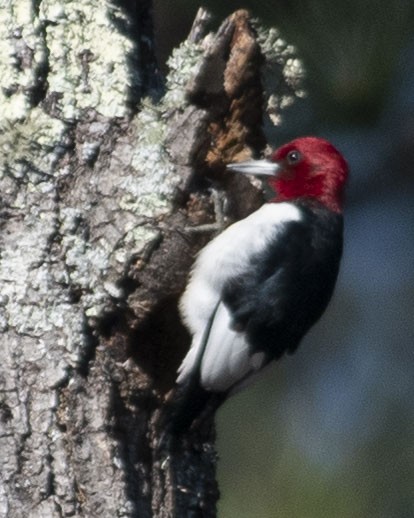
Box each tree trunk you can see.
[0,2,304,516]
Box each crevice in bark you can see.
[29,20,50,108]
[127,294,190,394]
[77,317,99,378]
[109,379,154,518]
[110,0,164,109]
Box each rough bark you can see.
[0,2,304,517]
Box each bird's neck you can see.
[271,185,343,214]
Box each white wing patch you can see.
[178,202,302,392]
[178,303,266,392]
[200,303,251,391]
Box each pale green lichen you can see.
[125,226,160,253]
[0,108,67,179]
[124,38,205,212]
[60,207,110,285]
[40,1,136,119]
[0,204,87,344]
[123,98,181,218]
[0,2,140,122]
[119,191,171,217]
[163,40,205,107]
[0,3,44,119]
[12,0,35,26]
[113,226,160,265]
[255,24,306,125]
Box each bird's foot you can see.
[184,188,228,234]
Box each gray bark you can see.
[0,2,304,517]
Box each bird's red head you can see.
[227,136,349,213]
[269,137,348,213]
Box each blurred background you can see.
[153,1,414,517]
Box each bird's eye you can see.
[286,150,302,165]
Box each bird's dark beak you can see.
[226,159,282,177]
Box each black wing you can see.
[222,203,343,360]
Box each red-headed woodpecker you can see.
[173,136,348,431]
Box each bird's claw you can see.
[184,188,228,234]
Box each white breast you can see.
[177,202,302,390]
